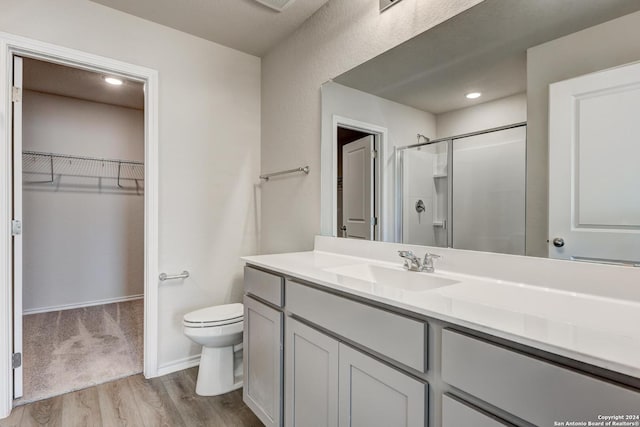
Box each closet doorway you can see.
[13,56,145,404]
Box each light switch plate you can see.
[380,0,404,12]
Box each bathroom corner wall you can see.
[526,10,640,258]
[261,0,483,254]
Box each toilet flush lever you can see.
[159,271,190,281]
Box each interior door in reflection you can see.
[342,135,375,240]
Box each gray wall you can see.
[261,0,483,254]
[22,90,144,313]
[526,10,640,257]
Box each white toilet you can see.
[183,303,244,396]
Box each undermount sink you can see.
[324,263,459,292]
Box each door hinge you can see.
[371,150,377,159]
[11,219,22,236]
[371,217,378,226]
[12,86,21,103]
[12,353,21,369]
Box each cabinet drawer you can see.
[286,280,427,372]
[442,329,640,426]
[245,266,284,307]
[442,395,509,427]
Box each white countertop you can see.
[242,249,640,379]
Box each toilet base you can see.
[196,345,243,396]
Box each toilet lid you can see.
[183,303,244,325]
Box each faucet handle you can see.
[398,250,416,258]
[421,253,441,273]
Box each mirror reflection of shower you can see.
[396,123,526,256]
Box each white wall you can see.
[321,82,436,241]
[0,0,260,369]
[526,10,640,257]
[401,143,448,247]
[22,90,144,313]
[452,126,526,255]
[436,93,527,138]
[262,0,483,253]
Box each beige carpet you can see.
[18,299,143,404]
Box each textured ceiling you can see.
[334,0,640,114]
[23,58,144,110]
[89,0,330,56]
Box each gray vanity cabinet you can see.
[245,265,640,427]
[338,343,427,427]
[243,295,283,427]
[284,279,427,427]
[441,329,640,427]
[285,316,427,427]
[285,317,339,427]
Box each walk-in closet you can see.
[16,57,145,403]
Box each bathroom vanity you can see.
[242,237,640,427]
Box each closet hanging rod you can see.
[260,166,309,181]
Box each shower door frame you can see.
[0,32,160,418]
[395,121,527,247]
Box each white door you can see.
[342,135,375,240]
[549,61,640,264]
[11,55,24,399]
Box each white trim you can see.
[22,294,144,316]
[157,354,202,377]
[0,32,160,419]
[323,115,389,240]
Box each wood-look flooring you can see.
[0,367,263,427]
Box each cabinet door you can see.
[285,318,339,427]
[338,344,427,427]
[243,296,283,427]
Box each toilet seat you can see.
[183,303,243,328]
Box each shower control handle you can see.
[552,237,565,248]
[415,200,426,213]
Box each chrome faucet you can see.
[398,250,441,273]
[421,253,441,273]
[398,250,422,271]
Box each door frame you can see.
[324,115,388,241]
[0,32,159,417]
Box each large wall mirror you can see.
[320,0,640,265]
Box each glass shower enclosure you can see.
[395,124,526,255]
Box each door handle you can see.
[340,225,347,238]
[552,237,565,248]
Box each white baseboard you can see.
[157,354,201,377]
[23,294,144,315]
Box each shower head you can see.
[417,134,430,143]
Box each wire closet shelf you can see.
[22,151,144,187]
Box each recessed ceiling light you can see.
[104,77,123,86]
[465,92,482,99]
